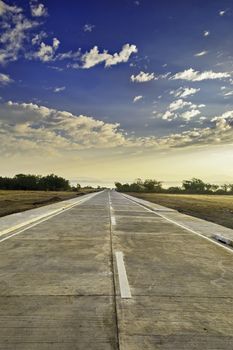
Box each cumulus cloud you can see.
[180,109,201,121]
[131,71,155,83]
[166,111,233,147]
[0,101,233,156]
[0,101,126,155]
[34,38,60,62]
[161,97,205,122]
[0,72,13,84]
[195,50,208,57]
[80,44,137,69]
[0,0,21,15]
[0,1,39,64]
[30,2,47,17]
[162,111,174,121]
[170,87,200,99]
[133,95,143,102]
[171,68,230,81]
[169,99,193,112]
[0,1,137,71]
[83,24,95,32]
[141,110,233,148]
[54,86,66,93]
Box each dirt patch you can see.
[0,190,96,217]
[32,196,62,205]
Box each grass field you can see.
[0,190,95,217]
[127,193,233,230]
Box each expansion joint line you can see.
[107,190,120,350]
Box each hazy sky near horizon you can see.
[0,0,233,186]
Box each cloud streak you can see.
[131,71,155,82]
[170,87,200,99]
[194,50,208,57]
[0,72,13,84]
[171,68,230,81]
[133,95,143,102]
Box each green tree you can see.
[182,178,206,194]
[144,179,162,192]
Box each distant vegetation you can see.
[115,178,233,195]
[0,174,82,191]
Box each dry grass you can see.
[127,193,233,230]
[0,190,95,217]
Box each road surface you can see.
[0,190,232,349]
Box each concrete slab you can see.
[0,191,99,238]
[123,193,233,247]
[110,190,233,349]
[0,191,118,349]
[0,296,117,350]
[0,189,233,349]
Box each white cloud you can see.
[180,109,201,121]
[169,99,193,112]
[34,38,60,62]
[0,0,21,15]
[170,87,200,99]
[171,68,230,81]
[54,86,66,93]
[195,50,208,57]
[219,10,226,16]
[223,91,233,97]
[133,95,143,102]
[81,44,137,69]
[30,2,48,17]
[159,72,171,79]
[0,101,126,155]
[131,71,155,83]
[31,31,47,45]
[0,101,233,156]
[0,72,13,84]
[48,65,64,72]
[83,24,95,32]
[162,111,174,121]
[0,3,39,65]
[161,96,205,122]
[0,15,37,64]
[0,2,137,70]
[158,111,233,148]
[203,30,210,37]
[55,50,81,61]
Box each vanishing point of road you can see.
[0,190,232,349]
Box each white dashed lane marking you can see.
[115,251,132,299]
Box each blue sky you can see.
[1,0,233,186]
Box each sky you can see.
[0,0,233,187]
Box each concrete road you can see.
[0,190,233,349]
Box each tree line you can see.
[0,174,73,191]
[115,178,233,195]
